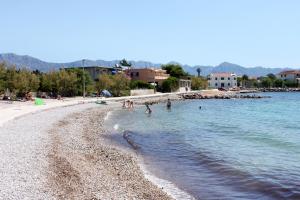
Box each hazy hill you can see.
[0,53,292,76]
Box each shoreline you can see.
[46,102,174,199]
[0,90,280,199]
[0,100,177,199]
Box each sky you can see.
[1,0,300,68]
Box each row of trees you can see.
[0,63,95,98]
[238,74,298,88]
[0,62,154,99]
[0,62,208,98]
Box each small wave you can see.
[113,124,119,130]
[123,130,140,150]
[104,111,111,121]
[139,160,196,200]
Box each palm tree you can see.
[196,68,201,77]
[119,59,132,67]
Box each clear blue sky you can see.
[1,0,300,68]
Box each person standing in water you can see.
[145,103,152,114]
[166,98,171,109]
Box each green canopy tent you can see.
[34,98,45,106]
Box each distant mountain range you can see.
[0,53,293,77]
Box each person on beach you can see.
[129,101,134,109]
[126,100,130,108]
[145,103,152,114]
[122,100,126,108]
[166,98,171,109]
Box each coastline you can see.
[0,98,177,199]
[0,89,272,199]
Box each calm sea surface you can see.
[105,92,300,200]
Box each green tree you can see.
[57,70,78,97]
[96,73,130,96]
[129,80,154,89]
[95,74,114,93]
[274,79,284,87]
[119,59,132,67]
[242,74,249,80]
[13,69,40,97]
[161,77,179,92]
[261,77,272,88]
[191,77,207,90]
[196,68,201,77]
[4,66,18,94]
[66,68,94,96]
[161,64,188,78]
[110,73,130,96]
[284,80,297,88]
[0,63,6,94]
[267,73,276,80]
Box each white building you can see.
[277,70,300,82]
[207,73,237,89]
[177,79,192,92]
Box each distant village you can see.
[0,59,300,100]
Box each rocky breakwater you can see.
[258,88,300,92]
[181,92,270,100]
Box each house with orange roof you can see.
[277,70,300,82]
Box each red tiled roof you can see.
[278,70,300,75]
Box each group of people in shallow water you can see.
[122,100,134,109]
[145,99,171,114]
[122,98,173,114]
[122,98,202,114]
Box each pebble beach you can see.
[0,100,174,199]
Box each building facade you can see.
[207,72,237,89]
[127,68,170,85]
[64,66,121,81]
[277,70,300,82]
[178,79,192,92]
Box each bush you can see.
[129,80,154,89]
[161,77,179,92]
[191,77,207,90]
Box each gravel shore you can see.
[0,102,172,199]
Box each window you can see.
[136,72,139,77]
[130,72,134,77]
[215,77,218,80]
[215,83,218,86]
[221,77,224,80]
[228,83,230,86]
[208,77,211,80]
[228,77,230,80]
[234,77,236,80]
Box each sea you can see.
[104,92,300,200]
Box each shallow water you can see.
[105,93,300,200]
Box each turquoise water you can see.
[106,93,300,199]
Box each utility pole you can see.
[82,59,86,98]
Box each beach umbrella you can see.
[34,98,44,105]
[101,90,112,97]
